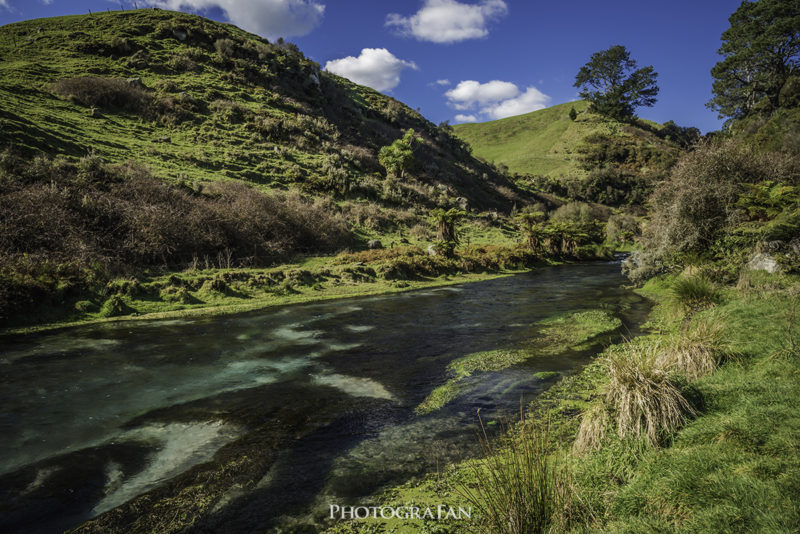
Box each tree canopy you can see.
[708,0,800,121]
[574,45,659,121]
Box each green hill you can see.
[0,9,520,211]
[452,100,691,180]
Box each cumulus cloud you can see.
[324,48,418,92]
[151,0,325,40]
[454,114,479,123]
[445,79,551,121]
[483,87,551,119]
[386,0,507,44]
[445,80,519,109]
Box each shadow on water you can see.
[0,260,651,533]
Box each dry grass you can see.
[657,314,732,380]
[573,402,610,454]
[603,341,694,446]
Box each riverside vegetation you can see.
[2,0,799,532]
[326,0,800,532]
[0,9,641,333]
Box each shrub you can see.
[603,341,694,446]
[550,201,596,224]
[605,213,640,244]
[51,77,151,112]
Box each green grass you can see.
[452,101,669,178]
[332,272,800,533]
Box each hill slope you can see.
[0,9,521,211]
[453,100,693,180]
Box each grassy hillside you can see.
[0,9,520,211]
[453,100,689,180]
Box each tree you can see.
[574,45,659,121]
[379,129,420,178]
[429,208,465,243]
[708,0,800,121]
[569,106,578,121]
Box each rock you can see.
[789,237,800,256]
[426,244,438,256]
[367,239,383,250]
[173,29,187,41]
[455,196,468,210]
[126,77,145,89]
[746,252,782,274]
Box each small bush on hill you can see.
[51,77,151,112]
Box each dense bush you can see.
[643,140,800,260]
[0,151,352,320]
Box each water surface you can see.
[0,261,649,532]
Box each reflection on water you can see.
[0,261,650,533]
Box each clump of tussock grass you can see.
[460,413,571,534]
[657,313,732,380]
[573,402,610,454]
[603,341,694,447]
[670,275,719,311]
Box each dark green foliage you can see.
[605,213,640,244]
[708,0,800,121]
[568,106,578,121]
[429,207,465,243]
[574,45,659,120]
[671,276,719,310]
[378,128,419,178]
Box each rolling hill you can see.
[452,100,693,180]
[0,9,522,211]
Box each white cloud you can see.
[324,48,418,92]
[445,79,551,121]
[0,0,10,10]
[386,0,507,44]
[435,79,451,86]
[150,0,325,40]
[483,87,551,119]
[445,80,519,109]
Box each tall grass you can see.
[460,412,570,534]
[670,276,719,311]
[657,313,732,380]
[603,341,694,447]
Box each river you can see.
[0,260,649,533]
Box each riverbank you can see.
[2,244,612,336]
[321,269,800,533]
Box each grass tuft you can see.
[460,413,570,534]
[670,276,719,311]
[657,313,733,380]
[573,402,610,454]
[604,341,694,446]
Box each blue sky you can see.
[0,0,743,132]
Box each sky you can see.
[0,0,745,133]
